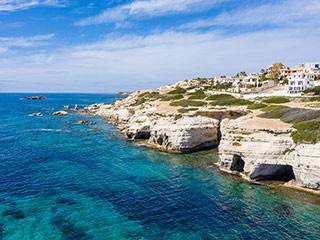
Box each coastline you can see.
[82,81,320,195]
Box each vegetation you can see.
[170,100,207,107]
[188,94,206,100]
[130,98,146,106]
[168,87,187,95]
[160,94,184,101]
[212,82,233,90]
[283,148,295,155]
[207,94,235,101]
[291,121,320,144]
[262,97,290,104]
[260,107,320,123]
[260,105,289,112]
[210,98,252,106]
[247,103,267,110]
[303,86,320,95]
[174,114,183,120]
[232,142,242,146]
[178,108,198,113]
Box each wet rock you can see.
[52,111,69,116]
[76,120,96,125]
[1,209,25,219]
[92,128,100,131]
[55,198,78,205]
[63,106,70,110]
[21,96,48,100]
[273,204,294,217]
[70,104,79,111]
[28,112,44,117]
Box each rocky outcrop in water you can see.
[28,112,44,116]
[21,96,47,100]
[52,111,69,116]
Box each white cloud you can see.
[0,0,66,12]
[0,33,54,52]
[181,0,320,29]
[0,26,319,93]
[76,0,225,26]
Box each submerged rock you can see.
[76,120,96,125]
[273,204,294,217]
[28,112,44,117]
[55,198,78,205]
[52,111,69,116]
[21,96,47,100]
[1,209,25,219]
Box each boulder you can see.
[52,111,69,116]
[28,112,44,117]
[77,120,96,125]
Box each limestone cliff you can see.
[219,114,320,191]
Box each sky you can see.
[0,0,319,93]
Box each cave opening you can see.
[250,164,295,182]
[230,154,245,172]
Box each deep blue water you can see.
[0,93,320,240]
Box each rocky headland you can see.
[83,79,320,193]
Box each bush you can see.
[168,87,187,94]
[232,142,241,146]
[174,114,183,120]
[308,96,320,102]
[207,94,235,101]
[247,103,267,110]
[170,100,207,107]
[130,98,146,106]
[188,94,206,100]
[161,94,184,101]
[303,86,320,95]
[262,97,290,104]
[210,99,252,106]
[260,105,289,112]
[291,121,320,143]
[260,107,320,123]
[177,108,198,113]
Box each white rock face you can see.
[52,111,69,116]
[219,116,320,190]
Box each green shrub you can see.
[308,96,320,102]
[247,103,267,110]
[260,105,289,112]
[283,148,295,154]
[168,87,187,94]
[232,142,241,146]
[262,97,290,104]
[303,86,320,95]
[207,94,235,101]
[188,94,206,100]
[138,92,149,98]
[130,98,146,106]
[291,121,320,143]
[174,114,183,120]
[259,107,320,123]
[177,108,198,113]
[210,99,252,106]
[161,94,184,101]
[187,90,204,95]
[170,100,207,107]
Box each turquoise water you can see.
[0,93,320,240]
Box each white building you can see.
[286,71,315,94]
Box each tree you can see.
[260,69,265,74]
[283,78,288,85]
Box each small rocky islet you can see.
[83,79,320,194]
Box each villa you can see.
[286,71,315,94]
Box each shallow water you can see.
[0,93,319,240]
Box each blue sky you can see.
[0,0,319,93]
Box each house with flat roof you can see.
[286,71,315,94]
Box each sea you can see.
[0,93,319,240]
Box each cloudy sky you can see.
[0,0,319,93]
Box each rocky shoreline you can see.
[83,80,320,194]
